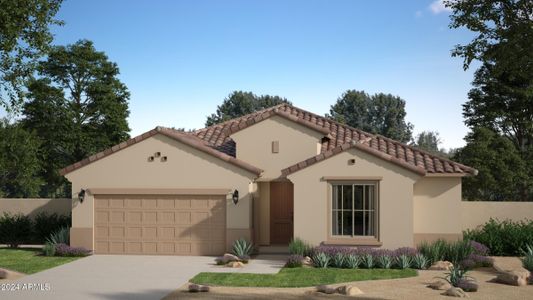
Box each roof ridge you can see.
[194,104,287,134]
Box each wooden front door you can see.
[270,181,294,244]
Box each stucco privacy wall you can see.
[287,148,420,249]
[462,201,533,230]
[0,198,71,218]
[413,177,462,245]
[65,134,257,250]
[230,115,324,179]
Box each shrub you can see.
[42,242,56,256]
[396,254,411,269]
[521,244,533,272]
[312,252,330,268]
[412,254,429,269]
[445,240,474,265]
[463,218,533,256]
[418,239,447,264]
[418,239,478,266]
[0,212,32,248]
[33,212,71,243]
[288,238,312,256]
[345,254,361,269]
[285,254,303,268]
[361,253,374,269]
[232,238,253,259]
[46,226,70,245]
[55,243,91,257]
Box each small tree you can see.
[0,120,42,197]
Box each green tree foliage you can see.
[446,0,533,200]
[453,128,527,201]
[0,0,63,111]
[413,131,442,154]
[0,120,42,197]
[205,91,291,126]
[328,90,413,143]
[22,40,130,197]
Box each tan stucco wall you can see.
[0,198,71,218]
[65,134,257,250]
[461,201,533,230]
[413,177,462,244]
[287,148,420,249]
[230,116,324,179]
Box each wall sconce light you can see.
[232,190,239,205]
[78,189,86,203]
[348,158,356,165]
[148,156,154,162]
[161,156,167,162]
[154,152,161,157]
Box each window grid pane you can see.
[332,183,376,237]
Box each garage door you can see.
[94,194,226,255]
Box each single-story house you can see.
[61,104,477,255]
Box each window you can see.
[331,183,377,237]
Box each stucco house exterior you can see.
[60,104,477,255]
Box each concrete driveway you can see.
[2,255,216,300]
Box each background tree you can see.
[205,91,291,126]
[447,0,533,200]
[453,127,527,201]
[328,90,413,142]
[412,131,442,154]
[22,40,130,197]
[0,0,63,111]
[0,119,42,197]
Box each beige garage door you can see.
[94,194,226,255]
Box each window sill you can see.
[324,238,382,247]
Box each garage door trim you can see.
[88,188,231,195]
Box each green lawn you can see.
[190,267,417,287]
[0,247,82,274]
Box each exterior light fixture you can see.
[78,189,86,203]
[232,190,239,205]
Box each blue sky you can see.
[49,0,475,148]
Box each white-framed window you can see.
[331,182,378,237]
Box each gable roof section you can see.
[193,104,477,177]
[59,127,263,176]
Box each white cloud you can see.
[429,0,452,14]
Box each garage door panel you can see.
[110,211,125,223]
[95,194,226,255]
[158,211,175,223]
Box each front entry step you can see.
[258,245,289,254]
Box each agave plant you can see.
[362,253,374,269]
[345,254,361,269]
[439,266,473,287]
[377,255,393,269]
[46,226,70,245]
[232,238,253,259]
[396,254,411,269]
[521,244,533,272]
[312,252,330,268]
[412,253,429,269]
[332,252,345,268]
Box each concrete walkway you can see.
[1,254,285,300]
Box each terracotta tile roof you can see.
[192,104,477,177]
[59,127,263,176]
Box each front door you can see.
[270,181,294,244]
